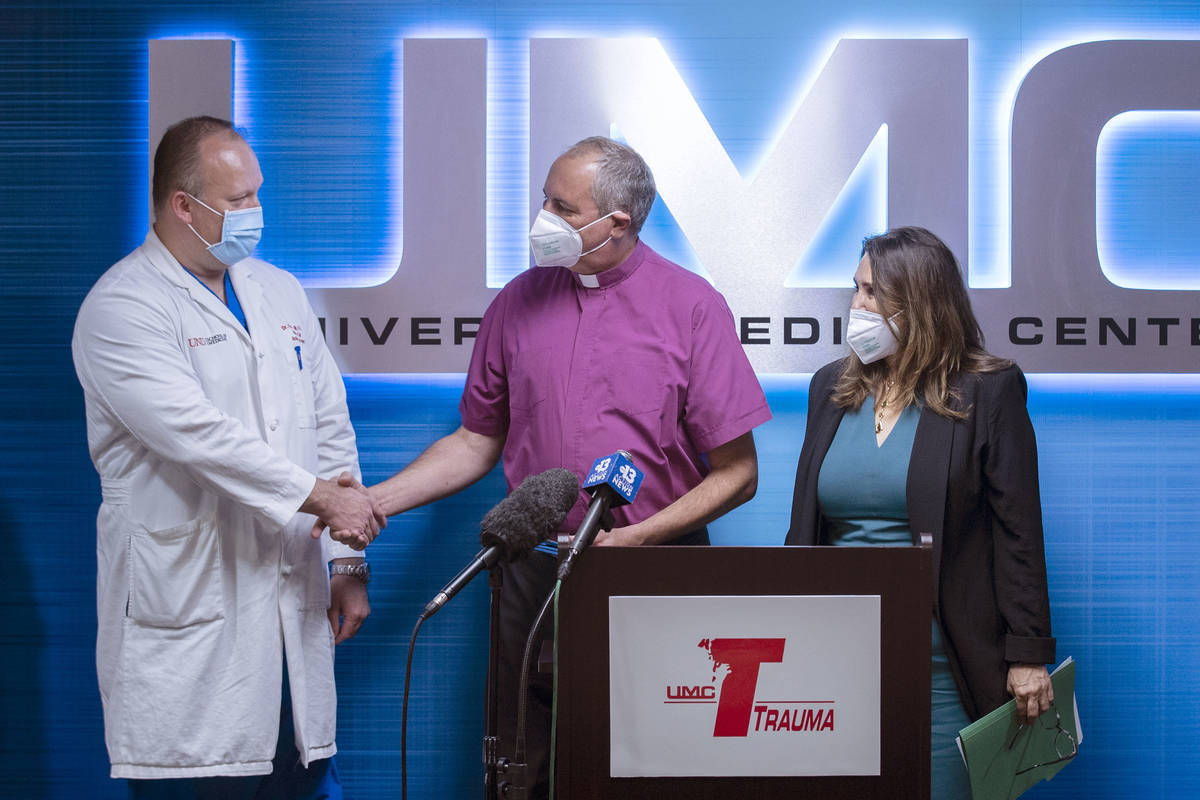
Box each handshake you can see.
[300,472,387,551]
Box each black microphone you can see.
[557,451,643,581]
[421,468,579,620]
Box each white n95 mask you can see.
[846,308,904,364]
[187,193,265,266]
[528,209,616,267]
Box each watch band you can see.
[330,562,371,584]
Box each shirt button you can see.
[258,351,265,359]
[270,419,279,431]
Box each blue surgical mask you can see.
[187,193,264,265]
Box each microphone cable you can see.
[514,581,557,770]
[549,579,562,799]
[401,467,578,796]
[400,609,431,800]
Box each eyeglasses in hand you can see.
[1007,706,1078,775]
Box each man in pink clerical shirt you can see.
[367,136,771,798]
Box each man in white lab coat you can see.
[72,116,383,799]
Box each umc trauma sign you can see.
[150,37,1200,373]
[608,595,881,777]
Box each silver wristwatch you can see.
[330,562,371,584]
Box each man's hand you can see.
[318,472,389,547]
[1007,663,1054,724]
[589,433,758,547]
[302,472,387,550]
[592,526,644,547]
[328,562,370,644]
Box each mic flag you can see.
[582,450,643,506]
[558,451,642,581]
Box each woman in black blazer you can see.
[785,227,1055,797]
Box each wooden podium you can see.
[553,545,932,799]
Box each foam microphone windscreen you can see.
[479,468,580,559]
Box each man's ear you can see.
[168,190,196,225]
[608,210,634,240]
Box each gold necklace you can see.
[875,379,896,434]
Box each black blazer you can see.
[786,361,1056,720]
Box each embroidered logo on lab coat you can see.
[281,323,305,344]
[187,333,229,348]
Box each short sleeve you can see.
[459,288,511,437]
[682,292,772,452]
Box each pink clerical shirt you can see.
[460,241,772,533]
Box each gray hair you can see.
[563,136,657,235]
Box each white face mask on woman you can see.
[527,209,617,268]
[846,308,904,364]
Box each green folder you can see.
[957,658,1080,800]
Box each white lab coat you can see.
[72,230,361,779]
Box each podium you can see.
[554,546,932,799]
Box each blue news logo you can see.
[584,452,643,505]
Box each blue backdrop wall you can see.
[4,1,1199,797]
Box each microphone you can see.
[556,451,643,581]
[421,468,579,620]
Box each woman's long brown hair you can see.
[831,226,1011,419]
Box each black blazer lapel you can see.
[786,366,846,545]
[907,406,953,609]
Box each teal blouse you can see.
[816,400,920,546]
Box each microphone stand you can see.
[504,582,556,800]
[483,565,503,799]
[506,501,616,799]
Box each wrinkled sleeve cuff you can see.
[693,403,773,454]
[262,465,317,529]
[461,410,506,438]
[1005,633,1057,665]
[326,539,360,561]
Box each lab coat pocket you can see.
[128,514,224,628]
[291,365,318,429]
[296,605,338,749]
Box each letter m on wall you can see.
[530,38,967,294]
